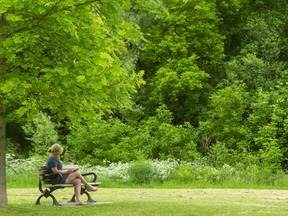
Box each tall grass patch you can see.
[6,154,42,188]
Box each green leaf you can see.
[100,52,113,62]
[118,29,126,36]
[92,81,103,91]
[6,52,16,62]
[6,13,22,22]
[22,82,32,89]
[0,1,11,13]
[122,1,131,10]
[44,2,55,7]
[16,106,27,117]
[56,67,69,76]
[37,7,46,15]
[76,75,86,82]
[0,6,7,14]
[13,35,23,44]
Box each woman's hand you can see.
[52,167,73,175]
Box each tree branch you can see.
[0,13,7,26]
[35,0,64,27]
[5,0,100,38]
[66,0,100,9]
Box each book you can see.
[63,165,79,170]
[72,167,79,172]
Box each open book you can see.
[63,165,79,172]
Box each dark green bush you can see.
[171,165,195,183]
[66,106,199,165]
[127,160,154,184]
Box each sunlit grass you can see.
[3,188,288,216]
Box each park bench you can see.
[35,166,101,206]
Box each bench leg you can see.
[68,194,76,203]
[84,191,96,203]
[35,194,44,205]
[51,194,61,206]
[35,190,61,206]
[68,189,96,203]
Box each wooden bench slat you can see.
[47,182,101,188]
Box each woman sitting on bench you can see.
[46,143,98,205]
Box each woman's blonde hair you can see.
[48,144,64,154]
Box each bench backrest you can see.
[38,166,52,184]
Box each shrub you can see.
[66,106,199,165]
[137,106,200,161]
[127,160,154,184]
[234,163,287,185]
[170,160,237,184]
[66,118,138,165]
[22,112,59,155]
[172,165,195,183]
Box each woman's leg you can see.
[65,171,97,190]
[70,179,84,205]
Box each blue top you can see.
[46,156,69,184]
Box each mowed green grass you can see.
[1,188,288,215]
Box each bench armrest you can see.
[82,172,97,182]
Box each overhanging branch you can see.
[0,13,6,26]
[36,0,64,27]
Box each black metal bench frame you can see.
[35,166,101,206]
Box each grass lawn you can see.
[1,188,288,215]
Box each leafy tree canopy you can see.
[0,0,144,121]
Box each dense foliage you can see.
[3,0,288,175]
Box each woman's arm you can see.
[51,167,71,175]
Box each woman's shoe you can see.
[86,187,98,192]
[75,201,87,206]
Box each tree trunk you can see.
[0,104,7,208]
[0,13,8,209]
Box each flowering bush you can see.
[6,154,44,187]
[85,160,178,183]
[5,155,288,187]
[6,154,43,176]
[90,162,130,183]
[151,159,179,182]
